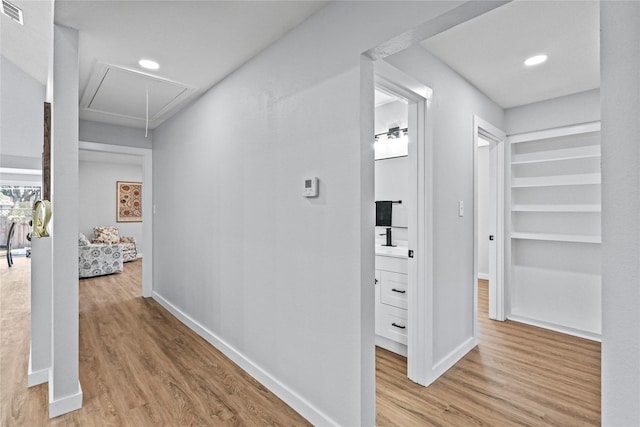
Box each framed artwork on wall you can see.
[116,181,142,222]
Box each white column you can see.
[49,24,82,418]
[601,2,640,425]
[28,236,52,386]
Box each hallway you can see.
[1,259,600,425]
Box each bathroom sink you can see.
[375,244,408,258]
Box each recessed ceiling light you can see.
[524,54,548,67]
[138,59,159,70]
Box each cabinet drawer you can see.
[377,305,408,344]
[380,271,408,309]
[375,255,408,274]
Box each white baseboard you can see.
[507,313,601,342]
[152,291,338,427]
[477,272,489,280]
[28,349,49,387]
[48,381,83,418]
[375,335,407,357]
[428,336,478,385]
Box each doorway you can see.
[374,61,435,386]
[473,116,506,322]
[78,141,153,298]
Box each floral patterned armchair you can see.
[79,233,123,278]
[92,226,137,262]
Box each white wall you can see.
[49,24,82,417]
[78,160,143,254]
[151,2,495,425]
[385,44,504,363]
[0,55,45,170]
[477,146,489,277]
[79,120,152,149]
[505,88,600,135]
[375,156,408,243]
[601,2,640,425]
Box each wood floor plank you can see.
[2,260,600,426]
[1,258,309,426]
[375,280,601,426]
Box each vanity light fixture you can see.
[138,59,160,70]
[524,54,548,67]
[374,126,408,142]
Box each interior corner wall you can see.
[383,44,504,363]
[50,23,82,416]
[78,160,143,253]
[601,1,640,425]
[150,2,483,425]
[504,88,600,135]
[79,120,152,149]
[0,55,46,169]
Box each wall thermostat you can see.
[303,177,318,197]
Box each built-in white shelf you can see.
[511,153,600,166]
[508,122,602,339]
[511,232,601,244]
[509,122,601,144]
[512,204,601,213]
[512,173,601,188]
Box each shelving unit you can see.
[511,204,601,212]
[508,122,602,339]
[510,232,601,244]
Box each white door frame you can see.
[473,116,506,322]
[375,60,434,385]
[78,141,153,298]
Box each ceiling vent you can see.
[80,63,197,129]
[1,0,23,25]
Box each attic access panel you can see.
[81,64,194,125]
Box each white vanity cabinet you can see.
[375,252,408,356]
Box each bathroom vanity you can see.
[375,244,408,356]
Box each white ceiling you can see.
[53,0,327,129]
[1,0,52,85]
[420,0,600,109]
[3,1,600,130]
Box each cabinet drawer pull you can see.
[391,322,406,329]
[391,288,406,294]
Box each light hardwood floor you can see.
[1,258,309,426]
[376,279,601,426]
[2,260,600,426]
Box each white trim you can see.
[509,121,601,144]
[375,61,432,101]
[375,60,434,387]
[48,381,83,418]
[152,291,338,427]
[428,336,478,384]
[473,116,507,324]
[78,141,153,298]
[507,314,601,342]
[28,348,49,387]
[0,167,42,175]
[375,336,407,357]
[477,272,489,281]
[79,63,198,129]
